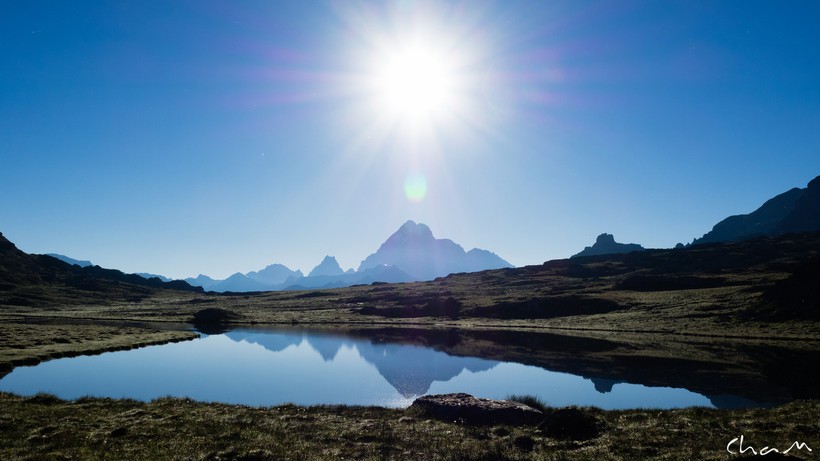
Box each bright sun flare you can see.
[370,42,459,121]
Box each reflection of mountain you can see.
[307,335,355,362]
[224,331,304,353]
[222,330,498,398]
[354,341,497,397]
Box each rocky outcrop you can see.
[191,308,240,334]
[571,233,644,259]
[409,393,543,426]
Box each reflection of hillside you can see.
[339,327,820,408]
[591,378,620,393]
[220,327,820,408]
[222,330,497,397]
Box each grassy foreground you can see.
[1,393,817,460]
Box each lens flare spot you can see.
[404,174,427,202]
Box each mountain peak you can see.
[308,255,344,277]
[384,220,434,247]
[358,221,513,279]
[595,233,616,246]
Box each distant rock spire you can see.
[308,255,344,277]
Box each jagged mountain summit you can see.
[571,234,645,259]
[357,220,513,280]
[693,174,820,245]
[135,273,172,282]
[308,256,344,277]
[246,264,303,286]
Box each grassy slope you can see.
[5,232,818,339]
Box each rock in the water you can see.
[409,393,543,426]
[539,407,599,440]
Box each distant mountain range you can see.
[45,254,92,268]
[182,220,513,292]
[16,174,820,292]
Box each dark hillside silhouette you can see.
[0,231,202,307]
[693,174,820,245]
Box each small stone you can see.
[513,435,536,452]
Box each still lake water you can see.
[0,328,726,409]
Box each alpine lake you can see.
[1,325,815,409]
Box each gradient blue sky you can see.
[2,1,819,279]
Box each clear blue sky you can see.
[2,1,819,279]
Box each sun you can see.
[368,40,461,122]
